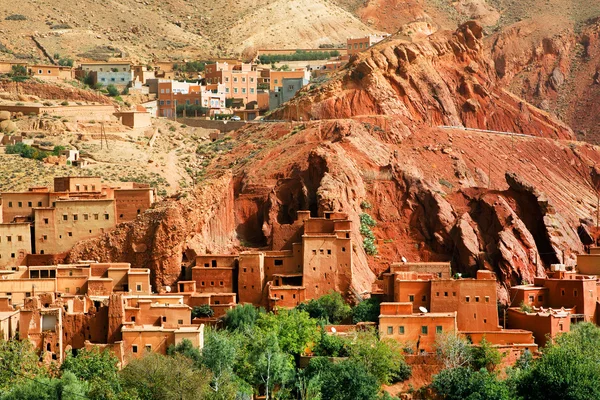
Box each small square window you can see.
[399,326,405,334]
[485,296,490,303]
[63,215,68,221]
[136,284,142,292]
[387,326,393,335]
[27,202,32,207]
[44,218,49,225]
[178,319,183,324]
[409,295,415,302]
[104,214,109,220]
[145,344,152,351]
[436,326,443,334]
[465,296,470,303]
[73,214,78,221]
[421,326,428,335]
[444,292,448,297]
[475,296,480,302]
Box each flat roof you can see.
[379,312,456,318]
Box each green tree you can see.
[352,297,381,323]
[516,322,600,400]
[1,371,89,400]
[256,308,320,355]
[308,358,380,400]
[224,304,262,332]
[297,291,351,324]
[121,352,211,400]
[347,330,410,384]
[470,337,503,372]
[61,347,121,399]
[435,332,472,369]
[0,339,47,393]
[199,329,250,399]
[432,367,513,400]
[167,338,202,365]
[191,304,214,319]
[247,332,294,400]
[9,65,28,82]
[313,329,349,357]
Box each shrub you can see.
[61,101,69,106]
[58,57,74,67]
[106,84,119,97]
[5,14,26,21]
[191,304,214,319]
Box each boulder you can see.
[0,110,10,121]
[0,120,17,133]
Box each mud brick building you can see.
[187,211,352,310]
[0,177,154,267]
[0,262,202,365]
[376,264,537,356]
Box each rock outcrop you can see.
[269,22,573,140]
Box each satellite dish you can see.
[331,327,337,333]
[165,286,171,293]
[401,257,407,263]
[419,306,428,314]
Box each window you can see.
[242,77,246,82]
[234,88,238,93]
[219,281,224,286]
[436,326,443,334]
[63,215,68,221]
[210,281,214,286]
[84,214,88,221]
[288,85,295,91]
[104,214,109,220]
[94,214,99,220]
[327,249,332,255]
[537,295,543,301]
[485,296,490,303]
[234,77,238,82]
[38,69,42,74]
[73,214,78,221]
[421,326,428,335]
[178,319,183,324]
[528,295,534,303]
[574,289,578,297]
[250,88,255,94]
[422,295,427,302]
[242,88,246,93]
[27,201,32,207]
[136,284,142,292]
[561,289,565,296]
[17,202,22,207]
[68,232,73,237]
[131,316,136,322]
[475,296,480,302]
[65,287,70,293]
[398,326,405,334]
[7,202,12,208]
[465,296,470,303]
[409,295,415,302]
[17,235,22,242]
[76,287,80,293]
[387,326,393,335]
[38,202,42,206]
[342,247,346,252]
[274,259,283,266]
[274,79,278,84]
[145,345,152,351]
[160,100,165,105]
[6,236,11,242]
[444,292,448,297]
[10,253,15,258]
[43,235,47,240]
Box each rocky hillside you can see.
[66,23,600,304]
[0,0,378,63]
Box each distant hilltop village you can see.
[0,34,389,131]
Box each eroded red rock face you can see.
[269,22,573,140]
[488,18,600,143]
[67,23,600,304]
